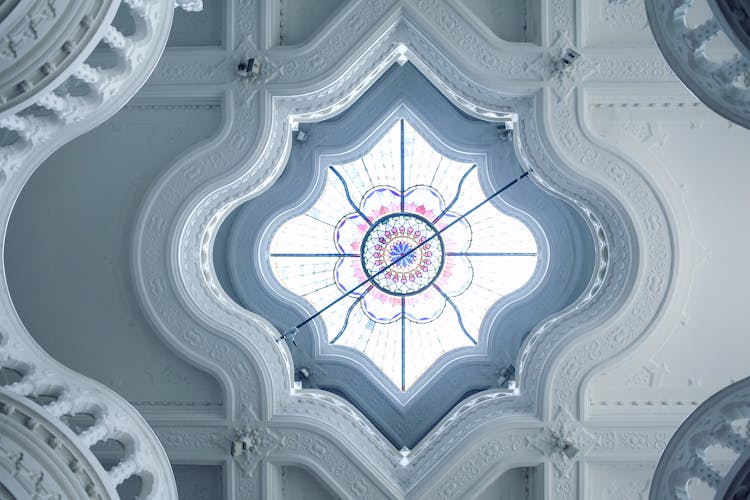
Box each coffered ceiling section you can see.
[457,0,539,43]
[279,0,349,45]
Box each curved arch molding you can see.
[131,1,675,498]
[217,63,596,449]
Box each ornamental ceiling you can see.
[4,0,750,499]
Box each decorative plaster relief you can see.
[6,102,225,407]
[0,1,58,61]
[623,361,669,387]
[548,31,597,104]
[584,115,749,419]
[646,0,750,128]
[411,0,545,79]
[155,428,227,454]
[603,0,648,31]
[527,406,596,477]
[0,0,121,116]
[129,1,675,498]
[593,466,652,500]
[279,431,387,499]
[232,423,284,476]
[593,430,671,453]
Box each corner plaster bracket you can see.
[547,31,597,104]
[231,421,285,477]
[527,406,597,478]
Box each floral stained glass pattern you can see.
[270,119,537,391]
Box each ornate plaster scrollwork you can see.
[231,425,284,477]
[548,31,597,104]
[527,406,596,477]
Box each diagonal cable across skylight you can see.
[270,119,537,391]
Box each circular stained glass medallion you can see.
[360,213,445,295]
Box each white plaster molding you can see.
[0,388,114,499]
[130,1,675,499]
[0,0,121,118]
[527,406,597,478]
[646,0,750,128]
[651,377,750,499]
[0,0,181,498]
[175,0,203,11]
[604,478,650,500]
[602,0,648,33]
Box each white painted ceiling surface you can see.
[5,0,750,498]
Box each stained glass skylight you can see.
[270,119,537,391]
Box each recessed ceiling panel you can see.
[279,0,349,46]
[457,0,539,43]
[168,2,224,47]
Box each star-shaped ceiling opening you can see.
[269,119,537,390]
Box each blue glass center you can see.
[390,241,415,267]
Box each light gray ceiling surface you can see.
[5,103,224,408]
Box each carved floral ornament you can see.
[129,3,673,497]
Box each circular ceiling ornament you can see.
[360,211,445,296]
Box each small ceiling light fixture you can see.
[553,48,582,75]
[236,57,261,78]
[231,432,259,458]
[497,121,513,141]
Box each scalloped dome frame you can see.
[217,63,597,448]
[131,8,674,498]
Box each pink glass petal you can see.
[361,288,402,323]
[404,285,446,323]
[436,254,473,296]
[333,257,367,296]
[334,213,368,254]
[360,186,400,221]
[403,185,445,221]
